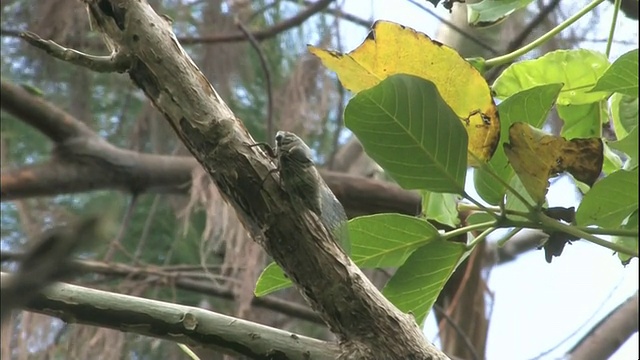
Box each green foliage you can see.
[344,74,468,194]
[614,211,638,265]
[610,94,638,138]
[493,49,611,105]
[576,168,639,228]
[421,192,460,228]
[609,126,638,167]
[280,1,640,323]
[255,214,442,296]
[467,0,535,27]
[590,49,639,96]
[474,83,563,204]
[382,238,468,324]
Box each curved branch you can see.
[178,0,334,45]
[1,80,97,143]
[2,272,338,360]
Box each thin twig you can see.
[132,194,161,264]
[285,0,372,27]
[235,16,274,141]
[327,16,346,170]
[19,31,131,72]
[531,278,627,359]
[406,0,499,55]
[486,0,562,83]
[103,194,138,262]
[178,0,334,45]
[432,304,481,360]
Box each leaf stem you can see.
[606,0,622,57]
[467,227,497,249]
[577,226,639,237]
[443,221,495,241]
[497,227,523,247]
[474,159,537,213]
[462,191,501,220]
[538,214,638,257]
[458,204,640,237]
[485,0,606,68]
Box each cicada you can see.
[252,131,351,255]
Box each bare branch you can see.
[568,291,639,360]
[19,31,132,72]
[1,80,98,143]
[64,1,448,358]
[0,217,109,322]
[1,253,323,324]
[2,273,338,360]
[235,16,274,140]
[177,0,335,45]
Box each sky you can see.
[336,1,638,359]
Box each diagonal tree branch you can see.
[49,1,447,358]
[567,291,639,360]
[1,272,338,360]
[1,80,98,143]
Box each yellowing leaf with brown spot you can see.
[504,122,603,205]
[309,20,500,165]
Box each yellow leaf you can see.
[309,20,500,165]
[504,122,603,205]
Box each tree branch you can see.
[1,273,337,360]
[59,1,448,358]
[177,0,334,45]
[2,77,420,216]
[1,253,323,324]
[567,291,639,360]
[1,80,98,143]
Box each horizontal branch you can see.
[178,0,334,44]
[1,253,322,324]
[1,273,337,360]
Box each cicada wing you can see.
[319,183,351,256]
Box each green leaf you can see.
[576,168,639,228]
[467,0,534,27]
[613,210,638,265]
[590,49,639,96]
[505,175,537,220]
[493,50,610,105]
[345,74,468,194]
[557,102,607,139]
[421,191,460,228]
[351,214,441,267]
[609,126,638,164]
[467,212,494,225]
[382,239,469,325]
[474,84,563,205]
[611,94,638,139]
[255,214,442,296]
[254,262,290,297]
[602,142,624,175]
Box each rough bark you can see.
[1,273,337,360]
[37,1,448,358]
